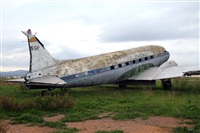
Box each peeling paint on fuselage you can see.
[51,45,166,77]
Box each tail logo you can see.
[30,45,40,50]
[29,37,37,42]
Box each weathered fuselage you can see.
[50,45,169,87]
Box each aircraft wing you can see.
[129,62,200,80]
[153,66,200,80]
[6,78,26,83]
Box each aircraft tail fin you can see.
[22,29,56,72]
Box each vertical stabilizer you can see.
[22,29,56,72]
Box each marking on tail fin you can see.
[29,37,37,42]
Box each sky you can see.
[0,0,199,71]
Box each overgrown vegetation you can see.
[34,94,75,111]
[0,95,33,111]
[0,77,200,133]
[0,94,75,112]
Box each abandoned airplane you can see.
[8,29,200,94]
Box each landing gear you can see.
[119,84,127,88]
[161,79,172,91]
[41,88,55,96]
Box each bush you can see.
[0,95,33,111]
[0,94,74,112]
[34,94,75,111]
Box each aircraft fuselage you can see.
[58,45,170,87]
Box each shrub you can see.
[0,95,21,111]
[34,94,75,111]
[0,95,33,111]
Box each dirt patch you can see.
[1,115,65,133]
[2,120,56,133]
[43,114,65,122]
[98,112,115,118]
[3,116,193,133]
[7,124,56,133]
[135,116,193,128]
[66,117,193,133]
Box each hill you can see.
[0,70,28,77]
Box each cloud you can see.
[1,1,199,71]
[2,47,29,71]
[98,2,198,42]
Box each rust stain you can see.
[51,45,165,76]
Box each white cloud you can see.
[1,1,199,71]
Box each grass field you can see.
[0,77,200,133]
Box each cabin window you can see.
[118,64,122,68]
[145,57,148,60]
[132,60,135,64]
[126,62,129,65]
[110,65,115,70]
[139,58,142,62]
[142,58,145,61]
[150,55,154,59]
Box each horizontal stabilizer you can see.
[6,78,25,83]
[28,75,66,85]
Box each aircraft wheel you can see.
[41,90,49,96]
[161,79,172,91]
[119,84,127,88]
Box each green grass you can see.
[0,77,200,133]
[11,113,44,124]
